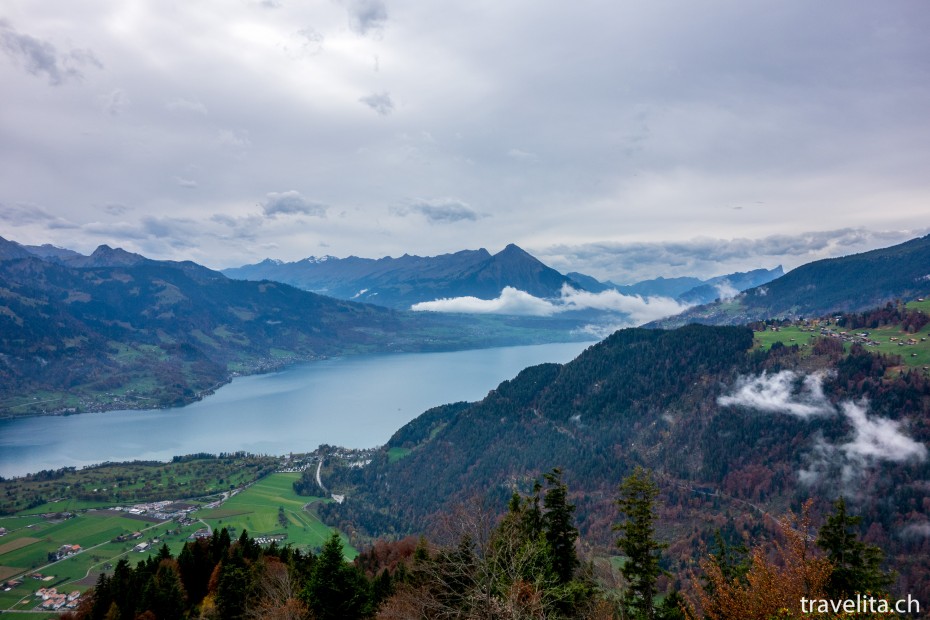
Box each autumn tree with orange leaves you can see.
[685,500,832,620]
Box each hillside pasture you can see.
[195,473,354,557]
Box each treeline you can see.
[66,468,904,620]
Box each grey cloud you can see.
[295,28,324,56]
[538,228,930,283]
[359,92,394,116]
[283,28,324,58]
[720,372,927,487]
[83,216,200,247]
[800,403,928,488]
[166,98,208,115]
[103,204,129,216]
[412,287,557,316]
[0,21,100,85]
[507,148,537,161]
[211,213,264,240]
[0,202,78,229]
[211,214,238,227]
[83,221,150,240]
[718,370,833,419]
[217,129,251,149]
[176,177,198,189]
[262,191,327,218]
[900,522,930,540]
[139,216,199,245]
[103,89,129,116]
[839,401,927,464]
[411,284,690,326]
[345,0,388,35]
[394,199,480,224]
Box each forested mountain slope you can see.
[318,323,930,599]
[0,237,582,416]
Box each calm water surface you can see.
[0,341,593,477]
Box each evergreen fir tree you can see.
[542,467,580,585]
[615,466,667,620]
[302,532,368,620]
[817,497,894,596]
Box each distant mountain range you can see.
[567,266,785,305]
[651,233,930,327]
[224,244,783,310]
[7,231,927,416]
[0,237,584,417]
[223,244,583,309]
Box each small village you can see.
[33,586,83,612]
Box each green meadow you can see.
[195,472,354,558]
[0,510,199,613]
[753,301,930,372]
[753,325,816,350]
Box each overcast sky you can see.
[1,1,928,283]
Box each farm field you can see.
[753,325,815,350]
[0,511,199,614]
[195,472,354,558]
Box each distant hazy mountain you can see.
[675,266,785,305]
[224,244,584,309]
[565,267,784,304]
[22,243,86,263]
[618,276,706,298]
[652,234,930,327]
[563,271,619,293]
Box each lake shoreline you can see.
[2,334,595,421]
[0,341,596,478]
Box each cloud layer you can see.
[538,228,930,283]
[261,191,327,218]
[718,371,927,485]
[717,370,832,419]
[411,284,692,325]
[1,2,929,268]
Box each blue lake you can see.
[0,341,594,477]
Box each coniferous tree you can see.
[302,532,368,620]
[615,466,667,620]
[216,549,252,620]
[146,560,187,620]
[542,467,580,585]
[817,497,894,596]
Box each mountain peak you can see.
[0,236,35,261]
[495,243,535,260]
[84,245,147,267]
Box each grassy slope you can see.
[196,473,354,558]
[753,299,930,371]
